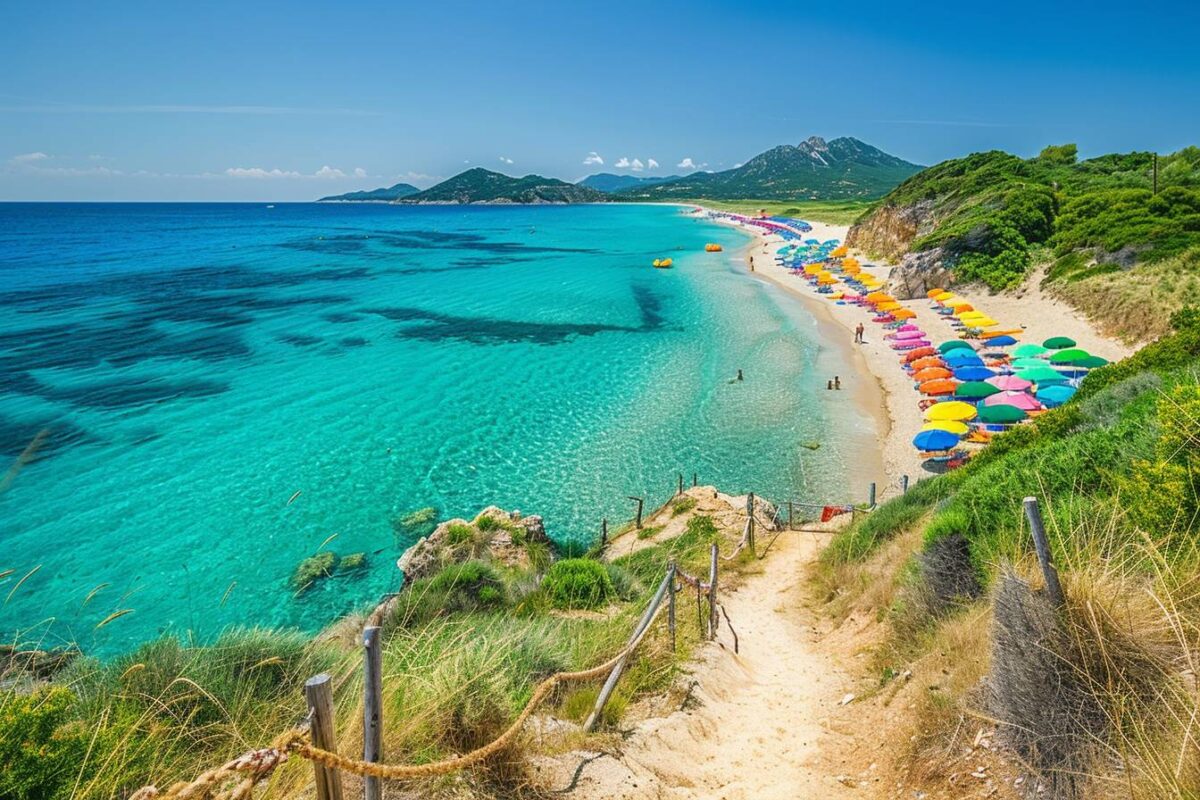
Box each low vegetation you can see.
[1,501,751,800]
[817,307,1200,797]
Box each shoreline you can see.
[698,207,1135,484]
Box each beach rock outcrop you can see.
[1,644,79,685]
[887,246,953,300]
[846,200,935,262]
[397,506,551,583]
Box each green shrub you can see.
[604,563,643,601]
[291,551,336,592]
[0,686,99,800]
[636,524,664,540]
[670,496,697,516]
[684,514,719,541]
[426,561,509,612]
[446,522,475,545]
[542,559,615,609]
[337,552,367,573]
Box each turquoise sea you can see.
[0,203,877,654]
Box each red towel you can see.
[821,505,851,522]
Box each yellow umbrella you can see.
[933,291,955,301]
[926,288,946,298]
[924,401,978,422]
[922,420,970,436]
[876,301,901,311]
[945,298,973,309]
[966,318,999,327]
[831,245,848,258]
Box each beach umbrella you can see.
[1049,348,1091,364]
[981,329,1025,340]
[1037,384,1077,407]
[923,420,970,435]
[924,401,978,422]
[897,324,921,332]
[913,367,954,382]
[1016,365,1065,383]
[965,318,999,328]
[893,308,917,320]
[953,366,996,382]
[926,288,946,298]
[977,404,1028,424]
[938,340,974,353]
[913,429,960,451]
[909,356,945,371]
[986,335,1018,347]
[988,375,1033,391]
[933,291,954,301]
[1013,343,1048,358]
[951,304,977,315]
[943,351,984,367]
[892,330,925,340]
[919,379,959,396]
[1012,357,1049,369]
[985,391,1043,411]
[1044,336,1077,349]
[1074,355,1109,369]
[945,298,973,309]
[955,381,1000,399]
[904,347,938,363]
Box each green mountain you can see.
[617,137,922,201]
[847,144,1200,339]
[318,182,419,202]
[400,168,607,204]
[577,173,682,193]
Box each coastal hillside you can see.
[617,136,923,201]
[848,145,1200,340]
[577,173,681,193]
[317,182,419,202]
[400,167,607,204]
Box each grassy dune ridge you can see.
[815,307,1200,797]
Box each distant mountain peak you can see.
[400,168,606,204]
[318,181,419,203]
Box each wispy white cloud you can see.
[397,171,441,185]
[583,151,604,166]
[10,151,48,164]
[614,157,630,168]
[313,165,347,179]
[647,158,659,169]
[224,165,359,179]
[353,167,367,178]
[629,158,645,172]
[498,156,514,165]
[677,157,707,170]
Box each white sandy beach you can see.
[702,210,1135,484]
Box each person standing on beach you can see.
[749,255,755,272]
[854,323,864,344]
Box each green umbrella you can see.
[1075,355,1109,369]
[938,340,974,353]
[955,381,1000,399]
[1049,348,1091,364]
[1043,336,1076,349]
[1017,366,1065,383]
[977,403,1028,424]
[1013,343,1048,358]
[1012,357,1048,369]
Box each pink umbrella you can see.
[897,324,922,332]
[892,340,931,350]
[987,375,1032,391]
[984,391,1043,411]
[889,330,925,340]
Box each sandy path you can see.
[557,528,862,799]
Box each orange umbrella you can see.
[876,301,901,311]
[981,329,1024,339]
[913,366,953,382]
[951,305,976,315]
[910,356,945,371]
[926,288,945,298]
[904,347,938,362]
[919,379,958,396]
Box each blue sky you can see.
[3,0,1198,200]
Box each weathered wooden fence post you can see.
[868,482,877,507]
[901,474,909,494]
[692,472,698,488]
[708,544,718,640]
[362,627,383,800]
[1023,496,1065,607]
[304,674,344,800]
[678,473,684,496]
[788,500,794,530]
[601,518,608,548]
[746,493,756,552]
[584,568,672,731]
[628,496,644,529]
[667,560,677,652]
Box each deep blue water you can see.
[0,202,875,654]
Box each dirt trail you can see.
[552,527,871,799]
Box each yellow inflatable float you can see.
[652,258,673,269]
[704,243,723,252]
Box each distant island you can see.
[317,182,419,202]
[314,136,922,205]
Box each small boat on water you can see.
[705,243,723,252]
[266,204,275,209]
[652,258,673,269]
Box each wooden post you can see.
[677,473,684,496]
[901,474,909,494]
[667,561,677,653]
[628,496,644,529]
[601,518,608,548]
[1024,497,1065,607]
[746,493,755,552]
[692,472,697,488]
[868,482,877,507]
[787,500,794,530]
[304,674,344,800]
[708,544,718,640]
[584,569,672,731]
[362,627,383,800]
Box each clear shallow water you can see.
[0,203,875,654]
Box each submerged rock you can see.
[291,551,337,592]
[397,506,551,582]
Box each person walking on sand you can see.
[854,322,864,344]
[749,255,755,272]
[834,375,841,390]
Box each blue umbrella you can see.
[1037,384,1076,407]
[953,366,996,381]
[986,335,1018,347]
[913,429,960,451]
[944,351,985,367]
